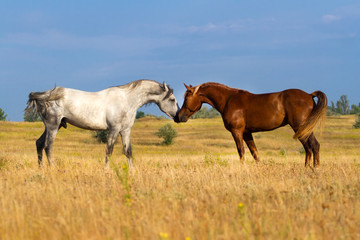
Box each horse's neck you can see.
[128,83,159,109]
[201,85,234,113]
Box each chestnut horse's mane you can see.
[197,82,250,94]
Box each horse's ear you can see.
[184,84,191,91]
[163,82,169,91]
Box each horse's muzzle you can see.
[174,113,180,123]
[174,113,188,123]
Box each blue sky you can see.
[1,1,359,121]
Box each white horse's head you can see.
[156,82,179,119]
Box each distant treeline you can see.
[135,111,167,120]
[327,95,360,116]
[135,106,220,120]
[190,106,220,119]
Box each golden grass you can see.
[0,116,359,239]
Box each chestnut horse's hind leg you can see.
[231,129,245,162]
[244,133,259,162]
[299,137,313,168]
[298,132,320,168]
[290,124,316,168]
[36,129,47,167]
[307,133,320,167]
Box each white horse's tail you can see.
[25,87,65,118]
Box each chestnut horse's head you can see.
[174,84,202,123]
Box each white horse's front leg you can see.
[120,128,133,168]
[105,129,120,168]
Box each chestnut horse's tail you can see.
[293,91,328,141]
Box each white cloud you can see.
[187,20,248,33]
[322,14,342,23]
[188,22,227,33]
[183,18,282,34]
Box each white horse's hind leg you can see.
[105,129,120,168]
[44,126,59,166]
[36,129,47,167]
[120,128,133,168]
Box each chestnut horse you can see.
[174,82,327,167]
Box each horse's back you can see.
[63,88,103,99]
[281,89,312,100]
[62,88,106,112]
[62,87,127,105]
[251,89,313,110]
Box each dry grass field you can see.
[0,115,359,239]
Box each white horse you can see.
[25,79,179,167]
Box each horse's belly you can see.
[245,113,286,132]
[64,107,107,130]
[65,116,107,130]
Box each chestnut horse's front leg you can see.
[230,129,245,162]
[244,132,259,162]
